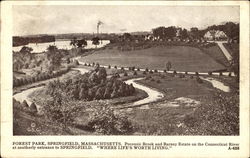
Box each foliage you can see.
[166,61,172,71]
[182,93,239,135]
[92,37,100,47]
[46,68,135,101]
[87,103,133,135]
[42,86,81,129]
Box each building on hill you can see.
[204,30,228,41]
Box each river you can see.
[13,40,110,53]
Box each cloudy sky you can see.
[13,5,239,36]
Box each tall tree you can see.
[92,37,100,48]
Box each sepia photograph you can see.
[12,5,240,136]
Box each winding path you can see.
[125,78,164,107]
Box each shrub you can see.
[74,60,79,65]
[228,72,232,77]
[154,69,158,73]
[185,72,188,75]
[133,71,137,76]
[145,68,149,72]
[149,70,153,74]
[88,63,91,66]
[123,72,128,76]
[195,72,199,76]
[190,75,194,79]
[208,71,212,75]
[108,65,111,69]
[173,70,177,74]
[151,78,155,82]
[156,80,161,83]
[137,68,140,71]
[87,104,133,135]
[164,69,167,73]
[84,63,87,66]
[196,77,203,83]
[219,72,223,76]
[114,66,117,69]
[30,102,38,113]
[121,67,124,70]
[179,74,185,78]
[142,71,146,75]
[22,100,29,109]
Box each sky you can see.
[13,5,239,36]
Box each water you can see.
[13,40,110,53]
[200,77,230,92]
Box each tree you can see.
[30,102,38,113]
[95,87,105,100]
[20,46,33,54]
[104,87,111,99]
[21,100,29,109]
[152,26,165,39]
[76,39,87,48]
[96,67,107,81]
[180,28,188,39]
[92,37,100,48]
[42,89,81,130]
[70,37,77,47]
[165,26,177,39]
[122,33,132,42]
[190,27,200,39]
[166,61,172,71]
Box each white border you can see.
[1,1,249,158]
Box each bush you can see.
[219,72,223,76]
[87,104,133,135]
[145,68,149,72]
[123,72,128,76]
[228,72,232,77]
[185,72,188,75]
[195,72,199,76]
[114,66,117,69]
[190,75,194,79]
[121,67,124,70]
[173,70,177,74]
[137,68,140,71]
[156,80,161,83]
[149,70,153,74]
[179,74,185,78]
[108,65,111,69]
[22,100,29,109]
[84,63,87,66]
[164,70,167,73]
[154,69,158,73]
[208,71,212,75]
[196,77,203,84]
[30,102,38,113]
[74,60,79,66]
[142,71,146,75]
[133,71,137,76]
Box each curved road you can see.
[125,78,164,107]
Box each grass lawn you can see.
[79,45,225,72]
[202,45,229,67]
[126,73,238,135]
